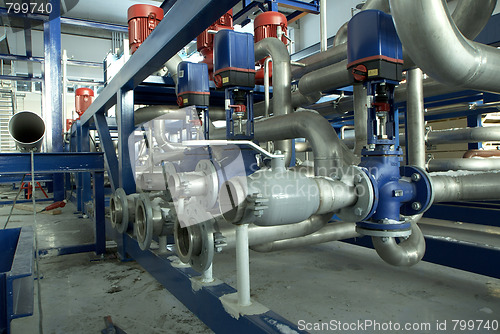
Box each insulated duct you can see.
[9,111,45,152]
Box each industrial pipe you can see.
[427,158,500,172]
[9,111,45,152]
[431,171,500,202]
[406,68,426,168]
[164,53,183,86]
[134,105,186,126]
[426,127,500,145]
[250,221,359,252]
[390,0,500,93]
[371,215,425,267]
[253,110,354,176]
[463,149,500,159]
[216,214,329,250]
[297,59,351,97]
[254,38,293,164]
[320,0,327,52]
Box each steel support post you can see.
[93,114,119,191]
[467,114,482,150]
[43,0,64,201]
[93,171,106,255]
[116,88,136,194]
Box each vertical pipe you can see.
[202,264,214,283]
[158,235,167,253]
[353,84,368,156]
[236,224,251,306]
[320,0,327,52]
[264,58,271,118]
[406,68,426,168]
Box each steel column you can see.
[116,88,135,194]
[93,114,119,191]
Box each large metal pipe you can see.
[406,68,426,168]
[218,214,329,250]
[250,222,359,252]
[253,110,353,176]
[164,54,183,86]
[427,158,500,172]
[427,126,500,145]
[449,0,497,40]
[9,111,45,152]
[134,105,186,126]
[297,59,351,97]
[372,216,425,267]
[254,38,293,164]
[390,0,500,93]
[431,171,500,202]
[251,90,322,120]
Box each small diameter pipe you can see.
[264,57,272,118]
[202,264,214,283]
[236,224,251,307]
[406,68,426,168]
[320,0,327,52]
[158,236,167,254]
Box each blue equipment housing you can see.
[176,61,210,107]
[347,10,403,82]
[213,30,256,88]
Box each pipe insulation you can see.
[390,0,500,93]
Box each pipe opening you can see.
[135,201,147,241]
[176,225,191,258]
[9,111,45,150]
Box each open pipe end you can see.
[9,111,45,152]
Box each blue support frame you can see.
[0,153,105,257]
[106,222,306,334]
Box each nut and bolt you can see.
[411,202,422,210]
[411,173,421,182]
[354,207,363,216]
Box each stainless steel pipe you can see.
[390,0,500,93]
[406,68,426,168]
[431,171,500,202]
[250,221,359,252]
[353,84,368,156]
[427,127,500,145]
[254,38,293,164]
[428,158,500,172]
[9,111,45,152]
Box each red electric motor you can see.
[254,11,288,85]
[197,10,234,80]
[75,88,94,119]
[128,4,164,54]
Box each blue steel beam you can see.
[43,0,64,201]
[106,223,307,333]
[93,114,119,191]
[79,0,241,126]
[22,0,33,78]
[160,0,178,13]
[116,88,136,194]
[0,153,104,174]
[275,0,319,13]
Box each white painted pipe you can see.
[236,224,251,307]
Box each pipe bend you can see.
[390,0,500,92]
[371,215,425,267]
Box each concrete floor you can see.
[2,186,499,333]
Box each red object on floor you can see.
[41,200,67,212]
[21,182,49,199]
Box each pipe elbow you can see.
[371,217,425,267]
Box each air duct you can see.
[9,111,45,152]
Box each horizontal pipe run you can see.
[427,158,500,172]
[431,171,500,202]
[218,214,329,250]
[250,222,359,252]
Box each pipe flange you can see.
[163,162,177,193]
[135,193,154,251]
[195,159,218,209]
[355,227,412,238]
[336,166,377,222]
[113,188,133,234]
[174,205,215,272]
[400,166,434,215]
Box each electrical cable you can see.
[3,173,27,229]
[31,151,44,334]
